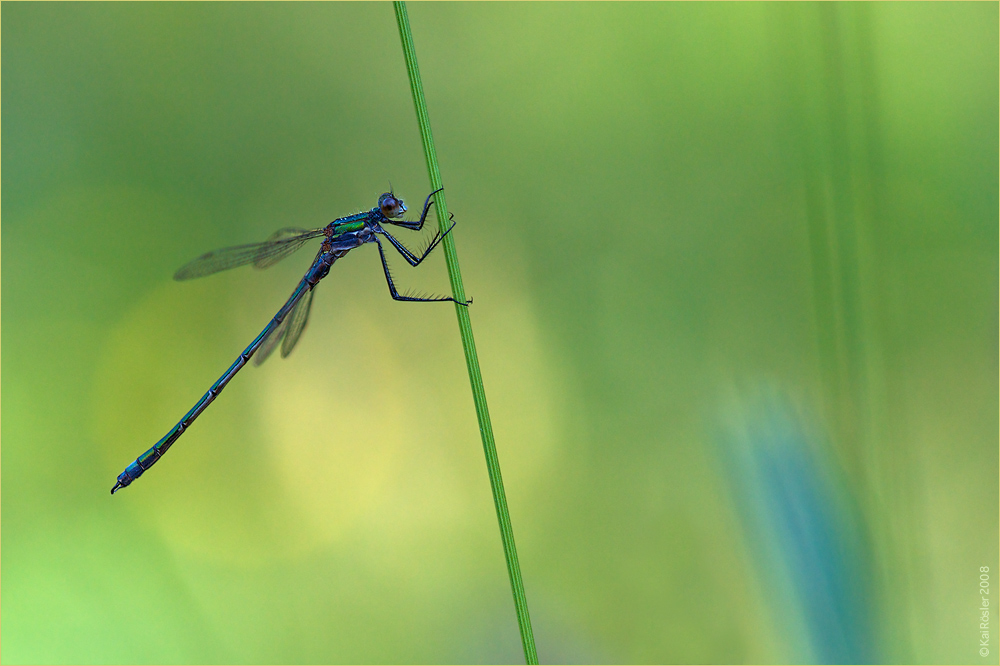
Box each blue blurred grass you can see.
[717,385,877,664]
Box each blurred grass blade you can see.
[716,384,877,663]
[393,3,538,664]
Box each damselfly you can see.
[111,188,466,494]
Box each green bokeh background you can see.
[3,3,997,664]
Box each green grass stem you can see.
[393,3,538,664]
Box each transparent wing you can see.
[253,228,324,270]
[281,288,315,359]
[174,227,326,281]
[253,316,289,367]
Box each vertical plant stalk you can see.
[393,3,538,664]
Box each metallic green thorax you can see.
[330,216,368,236]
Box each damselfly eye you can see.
[378,193,405,218]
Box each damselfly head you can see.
[378,193,406,219]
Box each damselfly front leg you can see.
[384,187,443,231]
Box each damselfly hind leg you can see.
[373,233,470,306]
